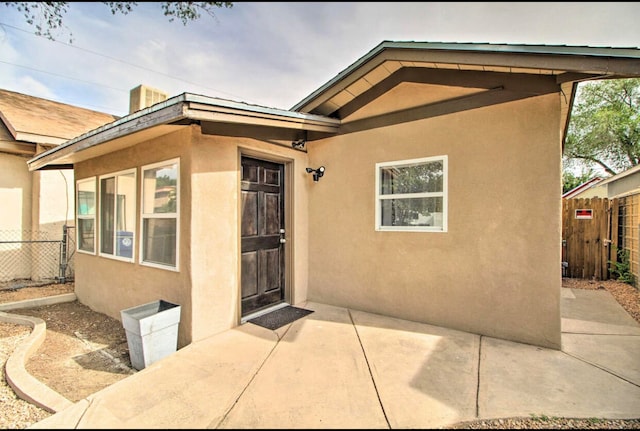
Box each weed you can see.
[609,246,635,285]
[530,413,551,422]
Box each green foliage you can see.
[3,2,233,42]
[155,174,175,188]
[586,417,605,424]
[529,413,559,422]
[564,78,640,176]
[608,246,635,285]
[381,161,444,226]
[562,168,597,194]
[154,174,177,213]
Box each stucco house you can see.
[27,41,640,350]
[562,176,605,199]
[594,164,640,199]
[0,88,118,281]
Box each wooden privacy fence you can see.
[617,194,640,282]
[562,197,619,280]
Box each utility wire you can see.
[0,21,253,102]
[0,60,129,93]
[0,60,129,112]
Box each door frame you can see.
[238,149,294,322]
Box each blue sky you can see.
[1,2,640,117]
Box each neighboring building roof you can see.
[26,41,640,171]
[596,163,640,187]
[0,88,119,149]
[592,164,640,199]
[562,176,604,198]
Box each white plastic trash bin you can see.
[121,299,181,371]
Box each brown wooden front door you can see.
[241,156,286,317]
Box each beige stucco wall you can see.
[0,153,32,233]
[30,169,75,280]
[32,169,74,232]
[305,93,562,349]
[608,172,640,198]
[188,134,310,342]
[73,125,311,347]
[70,92,562,350]
[0,152,73,281]
[0,153,32,280]
[74,127,193,347]
[571,184,607,199]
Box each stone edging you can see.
[0,293,77,413]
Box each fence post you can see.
[58,225,68,283]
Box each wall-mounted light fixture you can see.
[306,166,325,182]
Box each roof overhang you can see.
[27,93,340,171]
[292,41,640,114]
[0,110,68,146]
[3,130,67,146]
[291,41,640,147]
[27,41,640,172]
[561,177,604,198]
[0,140,36,156]
[597,163,640,186]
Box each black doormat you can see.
[248,306,314,330]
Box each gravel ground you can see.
[447,417,640,429]
[0,279,639,429]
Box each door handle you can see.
[279,228,286,244]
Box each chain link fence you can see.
[0,225,75,287]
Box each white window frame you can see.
[98,168,137,262]
[139,158,180,271]
[375,155,448,232]
[76,177,97,254]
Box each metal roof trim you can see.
[28,93,340,167]
[27,93,189,165]
[561,176,605,198]
[182,93,340,124]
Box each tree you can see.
[3,2,233,42]
[562,168,596,194]
[381,162,444,226]
[564,78,640,176]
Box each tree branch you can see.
[568,154,617,176]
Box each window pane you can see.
[143,218,176,266]
[380,161,443,195]
[380,197,444,228]
[77,182,95,216]
[78,218,95,252]
[116,172,136,258]
[143,163,178,214]
[100,177,115,254]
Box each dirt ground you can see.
[0,278,639,429]
[0,282,136,403]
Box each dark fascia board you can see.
[27,93,339,171]
[27,99,187,171]
[291,40,640,112]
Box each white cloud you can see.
[1,2,639,116]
